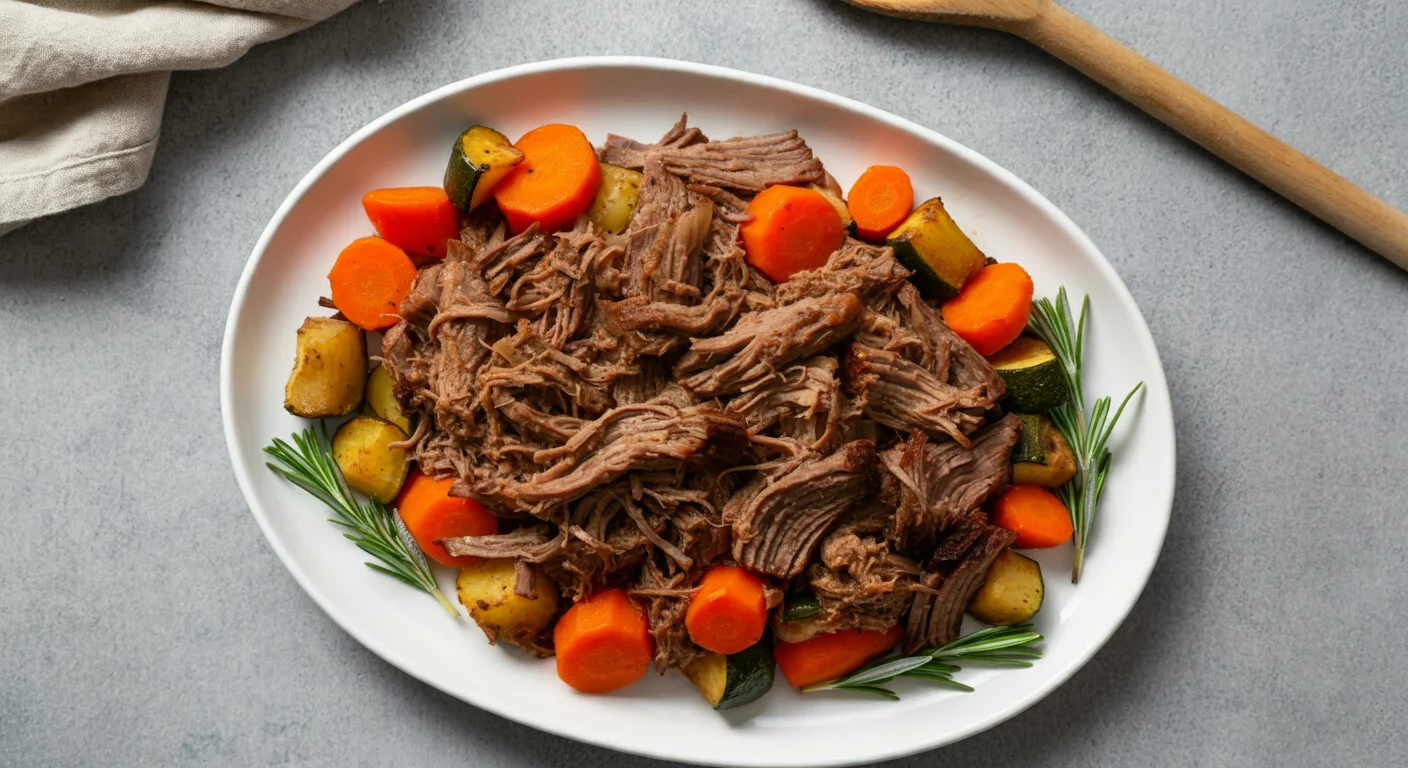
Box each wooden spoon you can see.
[844,0,1408,269]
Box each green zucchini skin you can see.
[989,336,1069,413]
[715,638,775,711]
[444,134,487,212]
[996,356,1066,413]
[443,125,521,213]
[886,198,986,300]
[782,594,821,622]
[1012,414,1048,464]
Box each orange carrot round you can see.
[995,484,1074,548]
[361,186,460,263]
[554,588,654,694]
[395,472,498,568]
[774,625,904,688]
[941,262,1034,355]
[740,185,845,283]
[327,236,417,331]
[847,165,914,242]
[493,124,601,234]
[684,565,769,655]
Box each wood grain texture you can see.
[846,0,1408,269]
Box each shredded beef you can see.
[895,283,1005,397]
[843,342,992,448]
[804,509,920,636]
[601,118,824,193]
[727,440,877,578]
[676,293,864,397]
[879,415,1023,551]
[776,239,912,306]
[903,523,1018,651]
[386,117,1032,672]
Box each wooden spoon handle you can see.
[1018,3,1408,269]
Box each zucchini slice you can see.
[444,125,524,212]
[1013,414,1047,465]
[988,335,1068,413]
[809,184,857,237]
[885,197,985,300]
[1012,415,1077,488]
[781,593,821,623]
[683,639,776,710]
[586,163,643,234]
[968,548,1044,625]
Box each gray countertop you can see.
[4,1,1407,765]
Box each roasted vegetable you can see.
[331,416,409,502]
[396,472,497,568]
[782,593,821,623]
[1013,414,1048,465]
[886,197,985,300]
[995,484,1074,549]
[457,559,559,655]
[686,565,770,655]
[988,335,1068,413]
[328,236,417,330]
[941,262,1034,355]
[1012,415,1077,487]
[365,364,411,433]
[847,165,913,242]
[444,125,524,212]
[494,123,601,233]
[810,184,857,237]
[775,625,903,688]
[554,587,650,691]
[742,185,846,283]
[683,639,776,710]
[361,186,460,262]
[283,316,366,418]
[771,612,826,644]
[587,163,643,234]
[967,549,1044,625]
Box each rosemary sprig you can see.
[1028,288,1143,583]
[802,625,1043,699]
[264,422,458,616]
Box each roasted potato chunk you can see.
[283,316,366,417]
[587,163,643,234]
[456,559,559,655]
[968,549,1044,625]
[364,364,411,433]
[331,416,408,502]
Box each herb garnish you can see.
[1029,288,1143,583]
[264,422,458,616]
[802,625,1043,699]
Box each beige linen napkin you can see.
[0,0,359,236]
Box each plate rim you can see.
[220,55,1176,767]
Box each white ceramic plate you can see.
[222,56,1175,767]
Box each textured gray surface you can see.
[3,0,1407,765]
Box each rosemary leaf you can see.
[1029,287,1144,583]
[801,624,1042,700]
[265,422,459,617]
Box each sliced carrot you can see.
[995,484,1074,548]
[327,236,417,331]
[395,472,498,568]
[774,625,904,688]
[361,186,460,263]
[493,124,601,234]
[684,565,769,655]
[847,165,914,242]
[554,588,654,694]
[740,185,845,283]
[941,262,1034,355]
